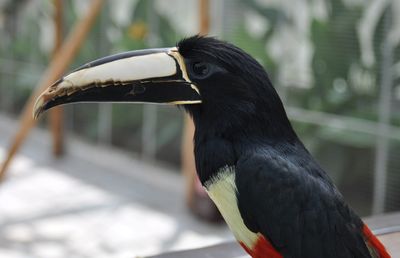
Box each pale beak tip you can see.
[33,96,45,120]
[33,78,63,120]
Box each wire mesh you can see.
[0,0,399,215]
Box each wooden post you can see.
[49,0,64,156]
[182,0,210,207]
[199,0,210,35]
[0,0,104,182]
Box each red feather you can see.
[239,235,283,258]
[363,224,391,258]
[239,225,390,257]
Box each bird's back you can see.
[233,141,390,258]
[202,137,390,258]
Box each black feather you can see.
[178,35,376,257]
[235,142,372,257]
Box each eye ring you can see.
[190,61,211,79]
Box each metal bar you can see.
[49,0,64,156]
[209,0,224,36]
[97,2,112,145]
[286,107,400,140]
[98,103,112,145]
[142,0,159,160]
[0,58,46,69]
[142,105,157,160]
[6,17,17,113]
[373,225,400,236]
[372,7,394,214]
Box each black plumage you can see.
[34,34,388,258]
[178,36,375,257]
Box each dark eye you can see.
[191,61,211,79]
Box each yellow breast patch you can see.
[205,166,259,249]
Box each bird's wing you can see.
[235,151,376,258]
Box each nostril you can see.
[127,85,146,96]
[133,85,146,94]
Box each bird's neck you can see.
[189,97,297,143]
[188,103,299,185]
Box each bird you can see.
[34,35,390,258]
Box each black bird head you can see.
[177,36,295,140]
[34,35,296,141]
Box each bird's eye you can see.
[190,61,211,79]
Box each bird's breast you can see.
[205,166,259,250]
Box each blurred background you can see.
[0,0,400,257]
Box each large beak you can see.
[33,47,201,119]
